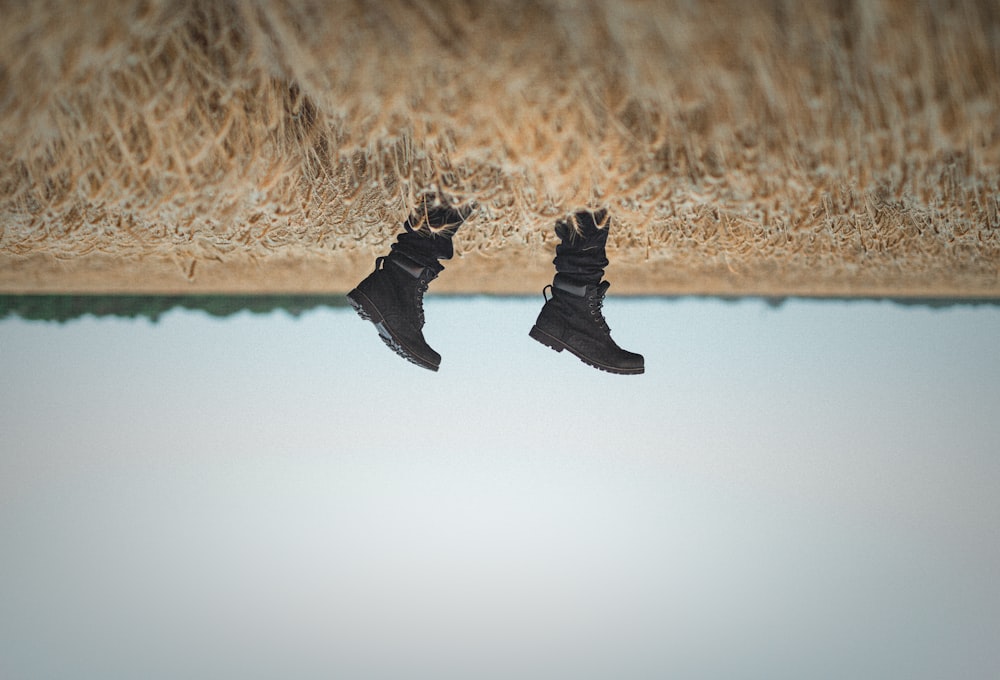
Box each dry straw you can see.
[1,0,998,293]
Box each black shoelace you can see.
[414,274,432,326]
[587,284,612,332]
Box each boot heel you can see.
[529,326,564,352]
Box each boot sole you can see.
[347,289,440,372]
[529,326,644,375]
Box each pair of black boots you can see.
[347,203,644,374]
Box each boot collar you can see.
[553,280,610,297]
[389,256,433,279]
[552,280,589,296]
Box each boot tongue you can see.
[586,281,611,299]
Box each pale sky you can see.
[2,297,999,679]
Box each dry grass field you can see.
[1,0,998,295]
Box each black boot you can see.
[530,209,644,374]
[347,200,469,371]
[347,254,443,371]
[530,281,645,375]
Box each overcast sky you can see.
[2,297,999,679]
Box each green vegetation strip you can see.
[0,295,350,323]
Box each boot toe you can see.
[617,350,645,374]
[375,316,441,371]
